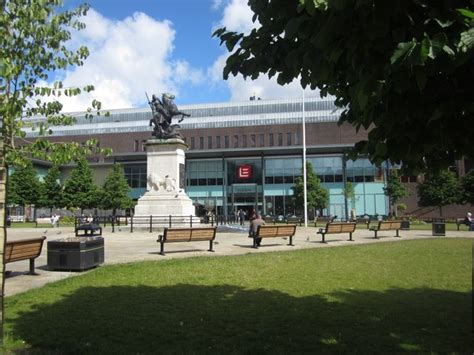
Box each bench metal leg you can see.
[288,236,294,246]
[208,240,215,252]
[348,232,354,241]
[159,241,165,256]
[374,231,378,239]
[321,233,326,243]
[394,229,401,238]
[28,258,37,275]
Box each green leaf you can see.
[391,40,416,65]
[458,28,474,52]
[456,8,474,19]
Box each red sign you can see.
[237,164,252,179]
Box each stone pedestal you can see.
[134,138,195,217]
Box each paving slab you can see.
[4,224,473,297]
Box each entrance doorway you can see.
[228,183,262,219]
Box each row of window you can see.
[184,132,302,150]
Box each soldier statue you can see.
[147,93,190,139]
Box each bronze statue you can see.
[146,92,190,139]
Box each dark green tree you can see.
[214,1,474,172]
[417,170,461,216]
[99,163,133,216]
[292,161,329,216]
[63,158,100,213]
[7,160,41,210]
[461,170,474,204]
[38,165,64,214]
[383,169,409,217]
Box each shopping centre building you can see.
[25,96,470,219]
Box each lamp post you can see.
[302,90,308,227]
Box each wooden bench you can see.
[75,224,102,237]
[455,218,470,231]
[157,227,217,255]
[263,215,277,225]
[316,222,356,243]
[4,236,46,275]
[251,224,297,248]
[286,216,302,226]
[314,216,335,227]
[370,220,402,239]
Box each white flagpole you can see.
[302,89,308,227]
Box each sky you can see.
[55,0,314,112]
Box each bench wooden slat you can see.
[157,227,216,255]
[4,236,46,274]
[316,222,356,243]
[370,221,402,239]
[252,224,296,248]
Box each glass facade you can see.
[183,156,387,220]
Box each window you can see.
[134,140,139,152]
[251,134,256,147]
[216,136,221,149]
[278,133,283,146]
[269,133,274,146]
[233,135,239,148]
[242,135,247,148]
[225,136,229,148]
[259,133,264,147]
[141,140,146,152]
[199,137,204,149]
[287,133,292,146]
[124,165,147,188]
[191,137,195,149]
[295,132,302,145]
[208,136,212,149]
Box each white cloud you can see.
[56,9,204,112]
[218,0,254,33]
[210,2,320,102]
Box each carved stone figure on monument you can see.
[146,92,190,139]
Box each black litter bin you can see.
[432,218,446,236]
[400,219,410,230]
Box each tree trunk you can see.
[0,141,7,341]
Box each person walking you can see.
[238,209,246,226]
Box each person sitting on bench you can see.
[248,214,266,246]
[464,212,474,231]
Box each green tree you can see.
[383,169,409,217]
[63,158,100,213]
[99,163,133,216]
[292,161,329,216]
[214,1,474,172]
[0,0,110,339]
[7,160,41,213]
[342,181,355,220]
[417,170,461,216]
[461,170,474,205]
[38,164,64,214]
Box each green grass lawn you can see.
[3,238,472,353]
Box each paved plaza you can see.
[4,224,473,297]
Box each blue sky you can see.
[57,0,310,111]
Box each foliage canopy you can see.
[214,0,474,172]
[63,158,99,212]
[417,170,461,215]
[100,163,134,215]
[292,161,329,213]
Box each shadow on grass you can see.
[7,285,472,353]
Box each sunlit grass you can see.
[3,238,472,353]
